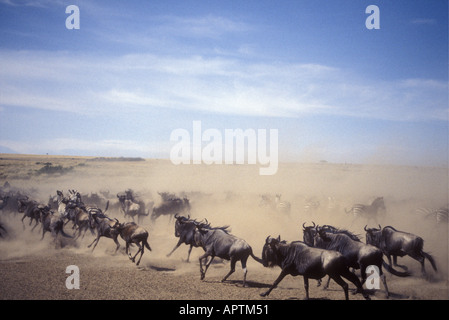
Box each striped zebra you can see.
[275,194,291,215]
[415,206,448,225]
[304,197,320,215]
[259,194,291,215]
[56,190,69,218]
[345,197,386,224]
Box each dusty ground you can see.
[0,154,448,301]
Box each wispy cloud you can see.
[0,137,171,157]
[155,15,252,39]
[411,18,437,25]
[1,50,446,122]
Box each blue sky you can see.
[0,0,447,166]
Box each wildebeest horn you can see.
[378,224,381,230]
[364,225,368,231]
[311,221,316,228]
[265,235,271,243]
[302,222,306,229]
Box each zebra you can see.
[415,206,448,225]
[304,197,320,215]
[259,194,291,215]
[275,194,291,215]
[345,197,386,224]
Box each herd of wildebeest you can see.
[0,181,448,300]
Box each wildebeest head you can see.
[193,221,209,245]
[17,197,30,213]
[364,225,382,246]
[302,221,316,246]
[174,214,191,237]
[261,235,282,268]
[315,225,333,243]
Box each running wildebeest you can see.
[113,221,151,266]
[302,222,361,288]
[39,207,73,244]
[303,224,410,298]
[193,221,263,287]
[166,214,201,262]
[364,225,437,277]
[345,197,386,225]
[151,195,190,223]
[17,197,43,231]
[87,214,121,253]
[116,190,151,223]
[260,236,370,300]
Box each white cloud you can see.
[0,50,447,121]
[0,138,171,157]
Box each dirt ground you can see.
[0,154,448,301]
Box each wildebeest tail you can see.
[60,226,74,238]
[422,251,437,272]
[144,239,152,251]
[104,200,109,213]
[382,260,410,277]
[250,248,263,264]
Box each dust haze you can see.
[0,154,448,300]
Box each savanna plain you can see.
[0,154,448,300]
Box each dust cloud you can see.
[0,155,448,299]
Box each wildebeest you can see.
[39,207,73,244]
[303,223,410,298]
[0,194,10,211]
[151,195,190,223]
[193,221,263,287]
[345,197,386,224]
[17,197,43,231]
[364,225,437,277]
[117,192,149,223]
[0,222,6,238]
[166,214,201,262]
[302,222,361,288]
[113,221,151,265]
[260,236,370,300]
[87,214,121,253]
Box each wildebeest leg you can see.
[113,235,121,253]
[31,219,39,231]
[131,242,143,264]
[198,252,213,280]
[166,239,183,258]
[323,275,331,290]
[328,274,349,300]
[303,276,310,300]
[409,251,426,276]
[87,235,102,251]
[339,268,370,300]
[378,267,389,298]
[221,257,237,284]
[186,244,193,262]
[240,256,249,287]
[393,255,408,270]
[135,242,146,266]
[125,242,132,260]
[260,270,288,297]
[21,214,27,230]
